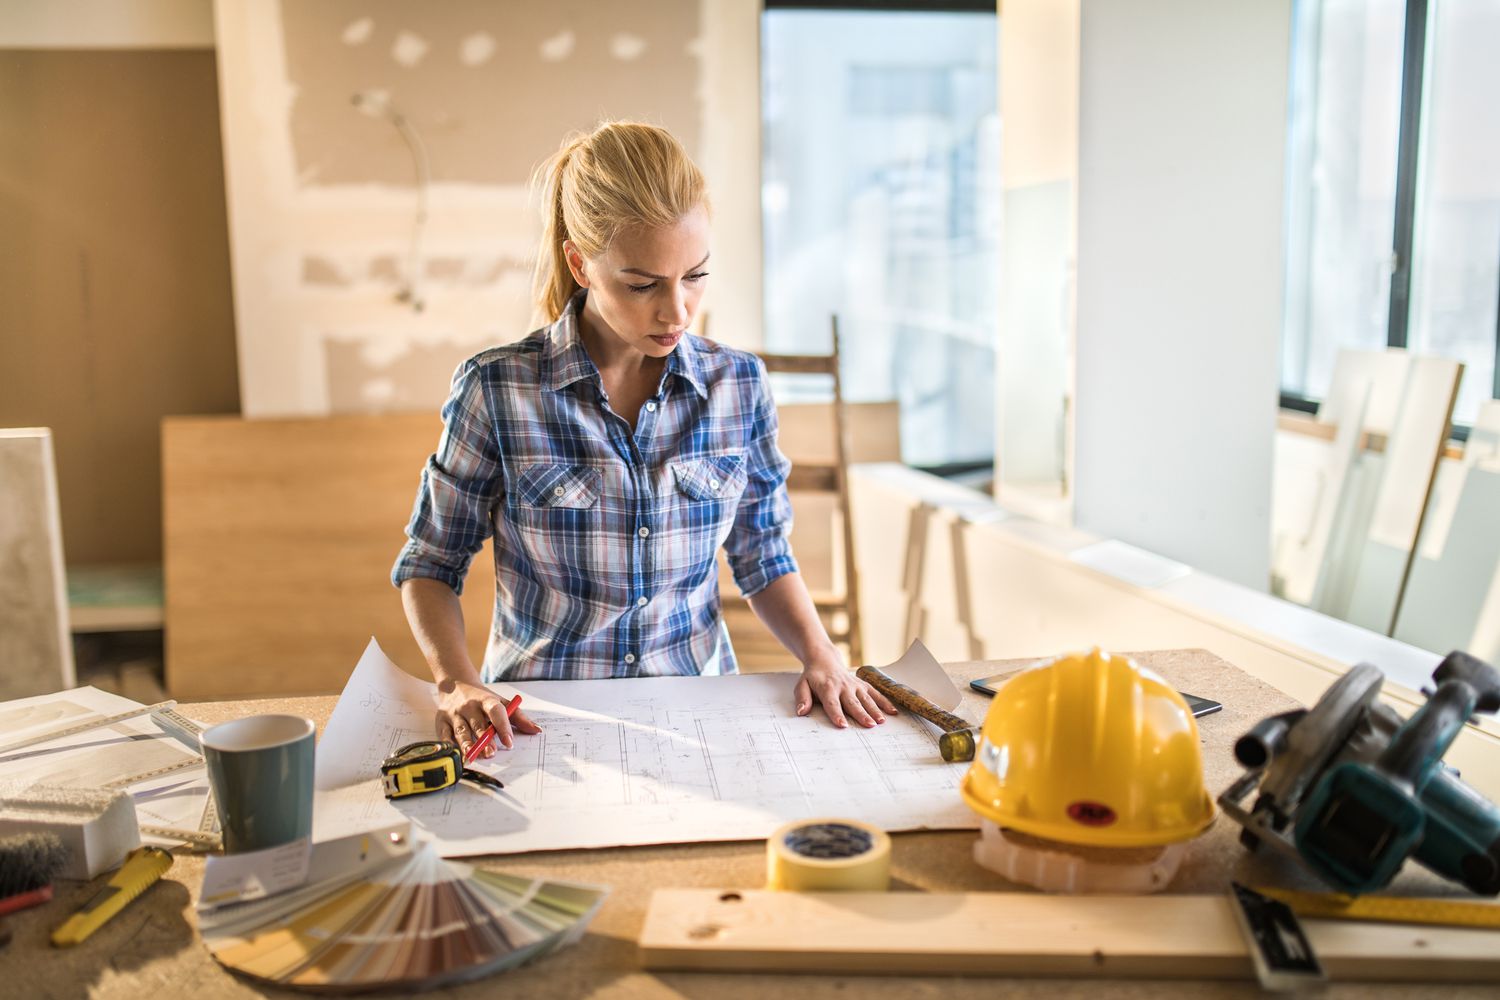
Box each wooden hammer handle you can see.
[855,665,969,733]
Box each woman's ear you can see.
[562,240,590,288]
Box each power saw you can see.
[1219,650,1500,896]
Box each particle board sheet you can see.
[639,889,1500,982]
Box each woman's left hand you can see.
[793,653,898,729]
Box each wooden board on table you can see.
[639,889,1500,982]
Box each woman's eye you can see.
[685,272,709,283]
[627,282,656,294]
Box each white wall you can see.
[213,0,763,418]
[1072,0,1291,590]
[0,0,214,48]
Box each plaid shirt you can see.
[392,293,797,681]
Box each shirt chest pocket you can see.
[516,463,602,509]
[671,454,747,502]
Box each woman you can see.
[393,122,896,759]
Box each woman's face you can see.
[567,205,711,360]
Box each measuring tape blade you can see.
[0,701,178,757]
[1255,886,1500,929]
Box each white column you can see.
[1071,0,1291,589]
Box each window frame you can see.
[1284,0,1499,438]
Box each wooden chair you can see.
[727,316,863,666]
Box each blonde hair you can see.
[532,121,708,322]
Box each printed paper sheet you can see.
[314,640,978,856]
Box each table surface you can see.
[1,650,1491,999]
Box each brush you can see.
[0,833,69,916]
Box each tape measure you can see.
[1255,886,1500,929]
[380,740,505,799]
[766,818,891,892]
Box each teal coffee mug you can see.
[202,714,316,854]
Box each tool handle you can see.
[51,846,173,947]
[1381,680,1476,789]
[854,666,969,733]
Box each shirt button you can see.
[638,526,650,538]
[709,479,720,491]
[624,653,637,665]
[636,596,648,607]
[645,401,657,412]
[553,486,566,497]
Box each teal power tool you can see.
[1219,650,1500,896]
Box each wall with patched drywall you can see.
[215,0,763,418]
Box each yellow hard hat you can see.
[960,649,1215,848]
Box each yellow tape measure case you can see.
[381,741,462,799]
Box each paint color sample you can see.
[201,840,606,990]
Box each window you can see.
[1282,0,1500,429]
[761,2,1000,470]
[1406,0,1500,424]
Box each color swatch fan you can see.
[199,839,605,992]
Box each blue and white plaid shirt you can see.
[392,292,797,681]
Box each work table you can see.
[1,651,1492,999]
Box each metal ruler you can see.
[0,700,177,757]
[1256,886,1500,929]
[140,823,222,848]
[152,707,204,750]
[102,756,205,789]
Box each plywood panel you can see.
[0,49,239,566]
[163,414,495,699]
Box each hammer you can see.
[854,665,977,762]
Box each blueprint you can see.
[313,639,979,856]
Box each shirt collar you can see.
[543,291,707,399]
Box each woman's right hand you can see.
[434,678,542,758]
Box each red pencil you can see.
[463,694,523,764]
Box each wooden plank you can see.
[639,889,1500,981]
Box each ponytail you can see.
[530,122,708,323]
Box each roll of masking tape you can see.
[766,818,891,891]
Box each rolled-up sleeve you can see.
[723,359,799,597]
[391,361,504,595]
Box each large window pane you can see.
[1407,0,1500,426]
[761,9,999,468]
[1282,0,1406,401]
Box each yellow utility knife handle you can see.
[52,846,174,948]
